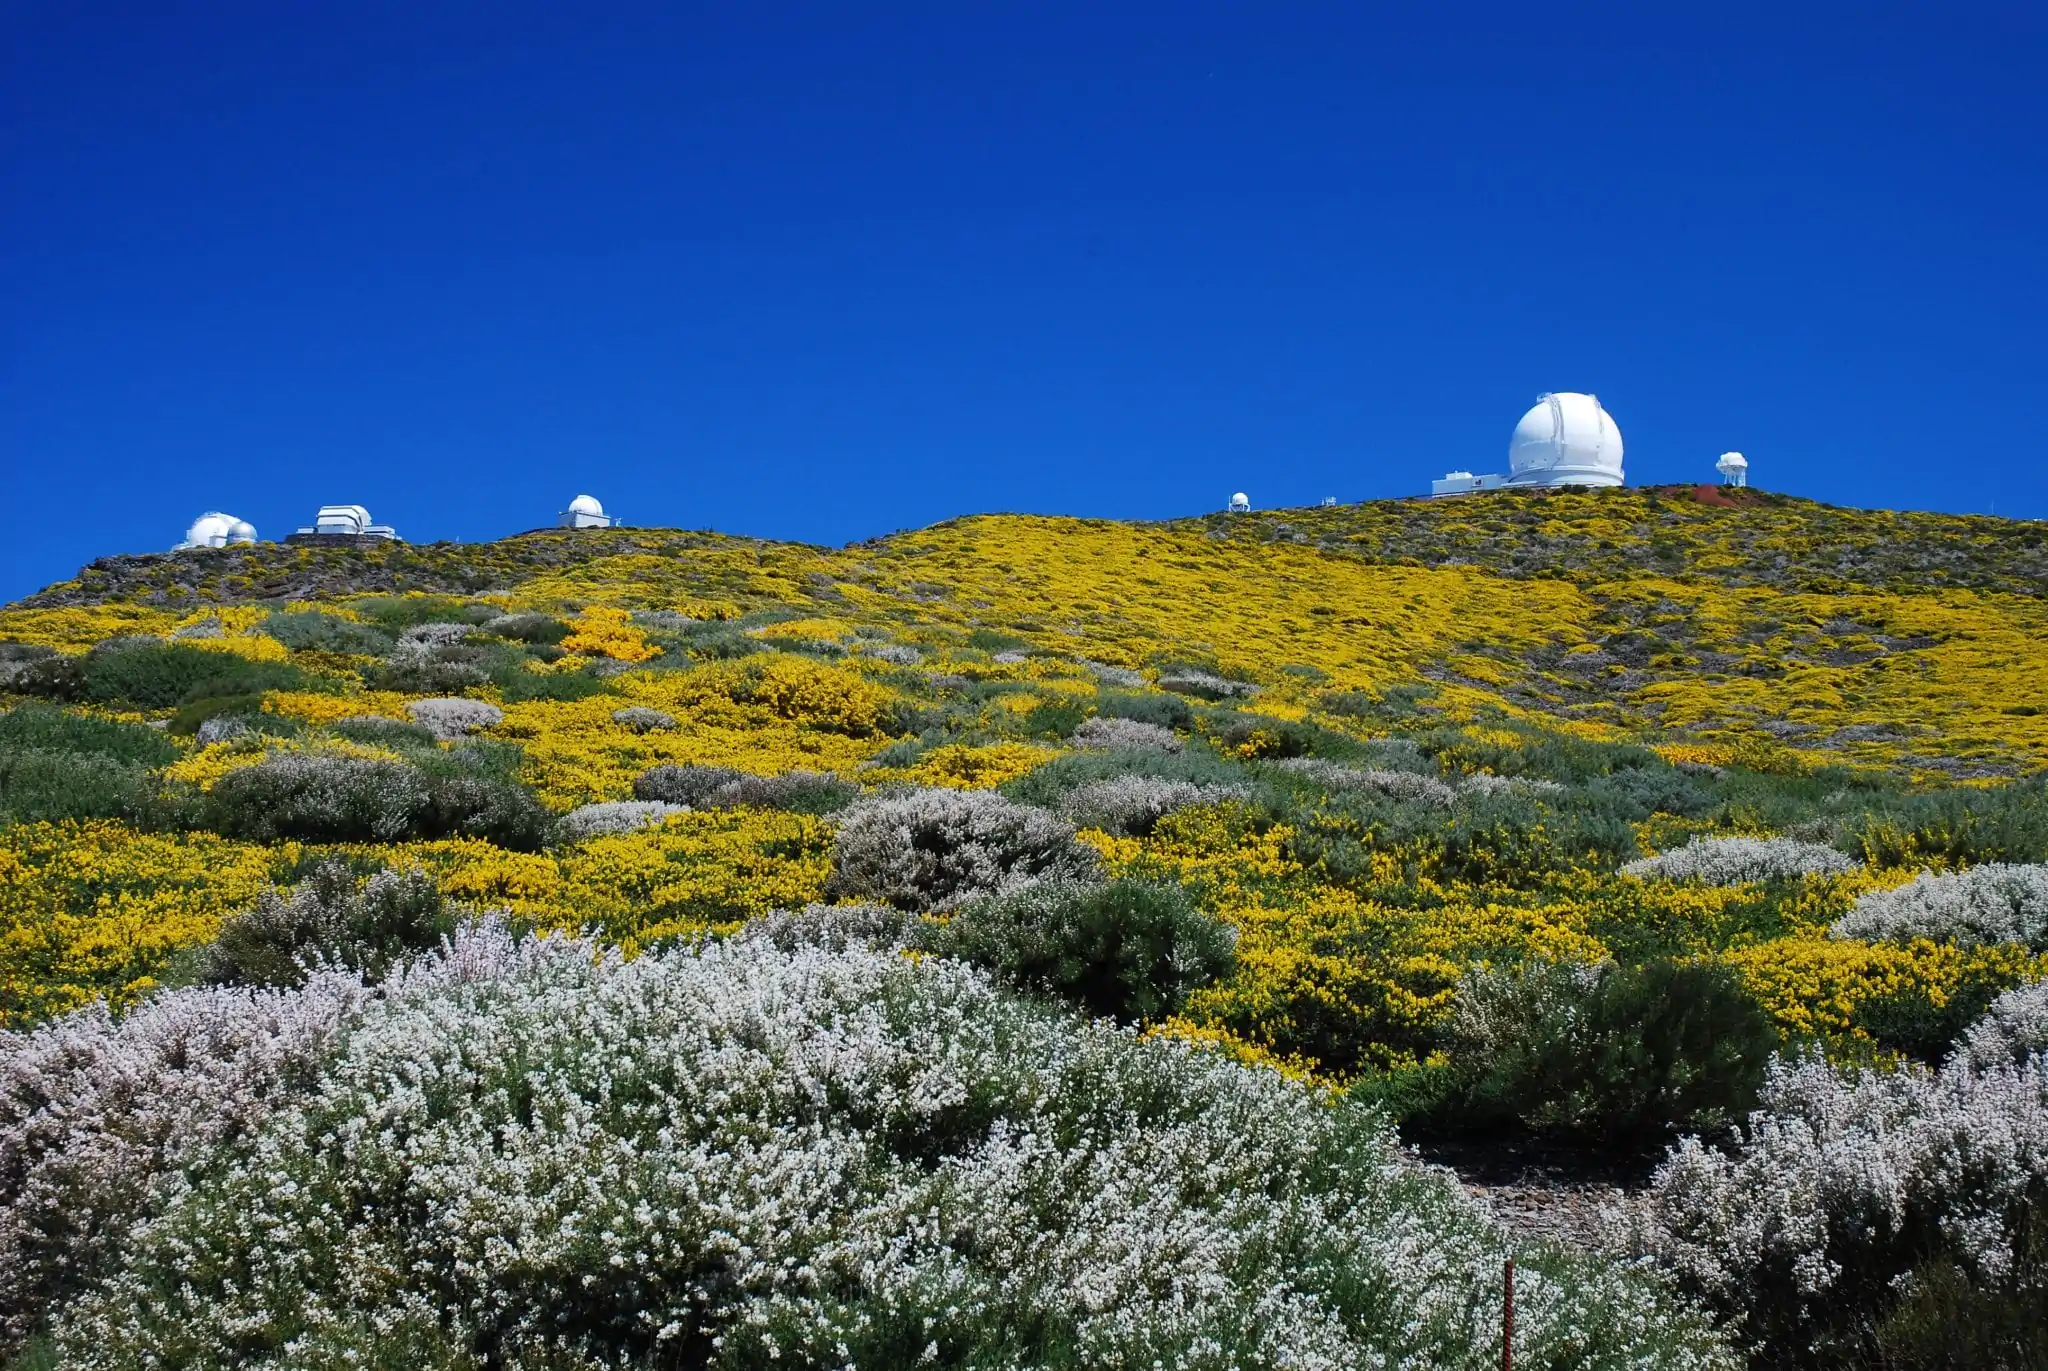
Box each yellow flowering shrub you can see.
[391,809,833,950]
[1723,935,2048,1041]
[0,821,285,1024]
[558,605,661,662]
[866,742,1060,790]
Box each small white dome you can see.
[1228,492,1250,512]
[1716,452,1748,470]
[567,493,605,516]
[1508,393,1624,486]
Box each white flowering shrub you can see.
[1274,758,1459,807]
[829,788,1101,911]
[1460,772,1567,798]
[1624,1043,2048,1359]
[0,971,374,1346]
[1081,660,1147,689]
[192,714,251,746]
[29,928,1732,1369]
[1156,668,1258,700]
[1622,836,1857,885]
[610,705,677,732]
[866,643,922,666]
[1056,774,1246,837]
[636,764,859,814]
[1961,979,2048,1070]
[1831,863,2048,950]
[204,753,431,842]
[734,902,913,954]
[1070,716,1182,753]
[407,696,504,741]
[557,799,688,840]
[397,621,475,648]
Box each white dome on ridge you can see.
[567,493,605,517]
[1507,393,1624,486]
[175,512,257,551]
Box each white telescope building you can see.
[559,494,619,529]
[290,504,400,542]
[1433,393,1626,496]
[1716,452,1749,487]
[173,512,257,551]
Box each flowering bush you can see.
[1623,836,1857,885]
[24,926,1732,1369]
[1625,1039,2048,1362]
[201,861,455,986]
[396,621,476,648]
[828,788,1101,911]
[1070,715,1182,752]
[0,969,373,1345]
[1961,978,2048,1069]
[635,763,859,814]
[557,799,688,840]
[609,704,676,732]
[202,753,551,850]
[1056,774,1247,837]
[1832,863,2048,950]
[407,696,504,741]
[1274,757,1460,807]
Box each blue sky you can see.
[5,3,2044,602]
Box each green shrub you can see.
[487,663,613,702]
[1019,696,1088,739]
[202,861,456,987]
[347,596,496,632]
[0,706,178,767]
[80,642,308,710]
[923,878,1236,1024]
[1094,691,1194,731]
[1409,959,1779,1154]
[1849,778,2048,868]
[258,611,395,655]
[327,716,439,748]
[0,749,158,824]
[4,655,88,703]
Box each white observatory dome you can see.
[1716,451,1749,487]
[561,493,618,530]
[1228,492,1250,513]
[1507,393,1624,487]
[176,512,257,551]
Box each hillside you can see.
[3,486,2046,1368]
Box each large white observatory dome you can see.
[1507,393,1624,487]
[175,512,257,551]
[560,494,618,529]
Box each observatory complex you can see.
[1433,393,1625,496]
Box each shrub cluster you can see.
[1055,774,1246,836]
[8,926,1731,1370]
[1622,835,1857,885]
[1273,757,1459,807]
[1831,862,2048,950]
[202,753,551,849]
[1961,978,2048,1070]
[634,763,859,814]
[201,862,456,987]
[0,706,178,825]
[1625,1035,2048,1364]
[1070,715,1182,752]
[1389,959,1778,1154]
[923,877,1236,1024]
[556,799,688,840]
[609,705,676,732]
[827,788,1101,911]
[406,696,504,741]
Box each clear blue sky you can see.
[5,3,2045,602]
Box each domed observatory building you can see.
[1227,492,1251,513]
[287,504,400,543]
[1716,452,1749,487]
[559,494,619,529]
[173,512,257,551]
[1432,393,1625,496]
